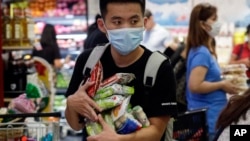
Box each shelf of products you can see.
[29,0,88,49]
[3,46,33,50]
[2,1,36,48]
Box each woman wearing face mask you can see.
[186,3,237,141]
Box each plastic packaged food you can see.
[100,73,135,88]
[8,94,36,113]
[87,61,103,98]
[102,112,115,130]
[111,96,131,121]
[132,106,150,127]
[86,119,103,136]
[96,95,125,111]
[94,84,134,100]
[115,113,142,134]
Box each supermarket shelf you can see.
[4,98,12,102]
[36,33,87,40]
[57,34,87,39]
[3,46,33,50]
[33,15,91,25]
[3,0,23,3]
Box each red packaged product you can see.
[87,61,103,98]
[100,73,135,88]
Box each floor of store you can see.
[61,135,82,141]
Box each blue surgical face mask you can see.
[106,27,144,55]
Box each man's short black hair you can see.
[99,0,146,19]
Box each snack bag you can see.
[102,111,115,130]
[114,113,142,134]
[111,96,131,121]
[8,94,36,113]
[87,61,103,98]
[95,95,125,111]
[86,119,103,136]
[26,74,49,98]
[100,73,135,88]
[132,106,150,127]
[94,84,134,100]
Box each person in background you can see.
[84,14,109,50]
[32,24,64,70]
[65,0,178,141]
[214,88,250,141]
[186,3,237,140]
[141,9,172,53]
[229,24,250,78]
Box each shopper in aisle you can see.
[214,88,250,141]
[229,24,250,78]
[65,0,178,141]
[141,9,172,53]
[32,24,63,70]
[84,14,109,50]
[186,3,237,141]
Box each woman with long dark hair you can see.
[186,3,237,140]
[32,24,63,69]
[215,89,250,140]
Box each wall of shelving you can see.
[1,0,90,107]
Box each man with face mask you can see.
[64,0,178,141]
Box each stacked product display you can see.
[221,64,249,95]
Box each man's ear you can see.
[97,18,107,34]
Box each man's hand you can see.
[67,81,102,121]
[87,114,119,141]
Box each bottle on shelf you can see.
[12,7,23,46]
[3,5,13,47]
[21,7,30,47]
[26,8,35,46]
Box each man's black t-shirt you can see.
[65,45,177,140]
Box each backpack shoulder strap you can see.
[144,51,168,87]
[83,43,110,77]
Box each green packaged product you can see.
[95,87,114,100]
[86,120,103,136]
[102,112,115,130]
[96,95,124,111]
[94,84,134,100]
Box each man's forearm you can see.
[65,106,84,131]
